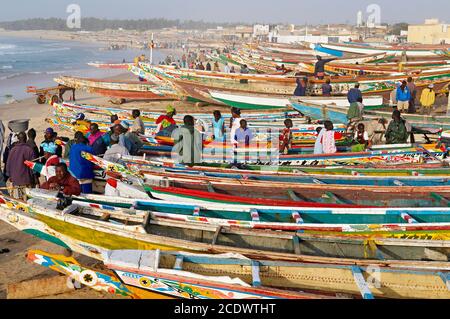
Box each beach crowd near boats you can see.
[1,39,450,299]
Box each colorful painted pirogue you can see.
[54,76,178,101]
[78,152,450,208]
[290,99,450,131]
[140,64,450,103]
[1,197,450,298]
[27,250,330,299]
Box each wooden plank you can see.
[293,236,301,255]
[430,192,450,206]
[206,182,216,193]
[212,226,222,245]
[174,256,184,270]
[286,189,309,202]
[438,272,450,291]
[324,192,349,205]
[351,266,375,300]
[7,275,75,299]
[251,260,261,287]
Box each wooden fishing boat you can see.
[144,64,450,103]
[316,43,450,58]
[28,250,325,299]
[87,62,134,69]
[291,99,450,131]
[54,76,178,101]
[126,155,450,177]
[1,199,450,298]
[209,90,384,110]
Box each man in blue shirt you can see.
[347,83,362,104]
[69,135,95,194]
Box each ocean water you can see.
[0,36,165,104]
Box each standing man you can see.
[69,135,95,194]
[347,83,363,105]
[396,80,411,113]
[322,79,332,97]
[407,77,417,114]
[294,76,308,97]
[5,132,36,200]
[314,56,336,80]
[420,84,436,115]
[172,115,203,165]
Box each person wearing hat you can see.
[68,135,94,194]
[39,128,62,163]
[103,134,129,163]
[72,113,91,133]
[156,105,178,137]
[420,84,436,115]
[5,132,36,200]
[113,121,136,155]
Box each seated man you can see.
[41,163,81,196]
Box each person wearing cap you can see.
[73,113,91,133]
[113,121,136,155]
[5,132,36,200]
[69,135,94,194]
[103,134,130,163]
[39,128,62,163]
[156,105,177,131]
[420,84,436,115]
[156,105,178,137]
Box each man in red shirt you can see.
[41,163,81,196]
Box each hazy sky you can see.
[1,0,449,24]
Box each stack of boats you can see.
[6,41,450,299]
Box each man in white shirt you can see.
[103,134,129,163]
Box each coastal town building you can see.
[408,19,450,44]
